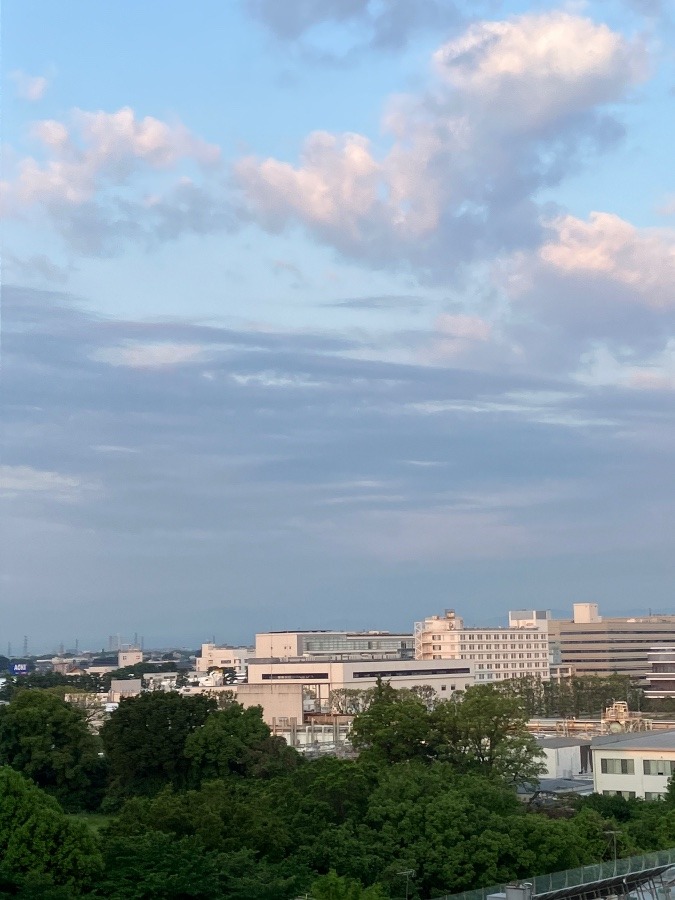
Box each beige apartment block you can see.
[548,604,675,680]
[118,648,143,668]
[415,609,551,682]
[196,643,253,675]
[246,657,475,715]
[254,631,415,660]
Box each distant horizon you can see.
[8,601,675,659]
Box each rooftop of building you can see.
[536,736,592,748]
[591,729,675,751]
[259,630,412,636]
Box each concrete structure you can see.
[415,609,550,681]
[118,648,143,668]
[196,643,252,676]
[143,671,179,691]
[548,604,675,680]
[592,730,675,799]
[246,657,475,715]
[108,679,142,702]
[536,736,592,779]
[254,631,414,661]
[235,682,305,728]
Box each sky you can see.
[2,0,674,654]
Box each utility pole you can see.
[397,870,415,900]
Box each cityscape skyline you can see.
[3,0,674,647]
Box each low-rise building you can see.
[108,679,142,703]
[592,730,675,800]
[247,657,475,715]
[118,648,143,668]
[536,736,592,779]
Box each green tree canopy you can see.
[184,702,300,783]
[100,691,216,801]
[0,690,106,810]
[351,681,544,784]
[0,767,103,895]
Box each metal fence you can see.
[433,848,675,900]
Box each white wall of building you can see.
[592,732,675,800]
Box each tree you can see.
[100,691,216,801]
[184,702,300,782]
[433,685,545,784]
[94,832,225,899]
[0,690,106,810]
[351,681,544,784]
[0,767,102,894]
[350,681,434,765]
[310,870,388,899]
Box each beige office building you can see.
[246,657,475,715]
[548,604,675,680]
[254,631,414,661]
[196,643,253,676]
[415,609,550,682]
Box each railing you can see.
[433,847,675,900]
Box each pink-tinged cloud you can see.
[540,212,675,308]
[235,12,648,275]
[14,107,221,209]
[433,13,647,130]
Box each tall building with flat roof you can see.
[254,631,414,661]
[414,609,550,682]
[548,604,675,680]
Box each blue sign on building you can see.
[11,663,29,676]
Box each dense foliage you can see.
[2,679,675,899]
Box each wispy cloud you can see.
[9,70,49,101]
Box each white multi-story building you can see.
[196,643,253,677]
[414,609,551,682]
[592,730,675,800]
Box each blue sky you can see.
[2,0,674,653]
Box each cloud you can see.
[90,341,208,369]
[432,13,647,131]
[575,341,675,391]
[6,285,675,645]
[0,465,91,498]
[9,70,49,101]
[243,0,462,52]
[3,107,231,255]
[236,12,648,279]
[495,212,675,383]
[538,212,675,309]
